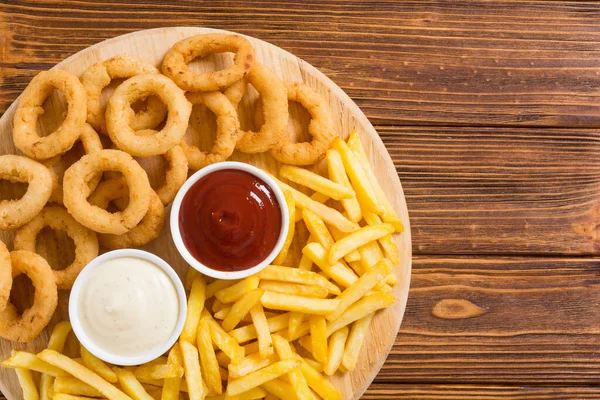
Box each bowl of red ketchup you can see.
[170,161,289,280]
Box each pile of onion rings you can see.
[0,32,341,343]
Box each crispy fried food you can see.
[0,240,11,312]
[63,149,151,234]
[0,251,58,342]
[223,77,247,108]
[162,34,255,92]
[181,91,240,170]
[44,123,104,206]
[270,81,336,165]
[154,145,188,205]
[235,64,288,153]
[13,206,99,290]
[13,69,87,160]
[0,155,53,230]
[106,74,192,157]
[87,178,164,249]
[81,54,167,135]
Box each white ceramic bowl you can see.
[69,249,187,366]
[170,161,289,280]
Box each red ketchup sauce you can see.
[178,169,282,272]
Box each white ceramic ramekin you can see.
[68,249,187,366]
[170,161,289,280]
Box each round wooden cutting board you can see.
[0,27,412,400]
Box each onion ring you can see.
[0,250,58,343]
[13,69,86,160]
[0,155,53,230]
[106,74,192,157]
[223,77,247,108]
[13,206,99,290]
[88,178,165,249]
[270,81,336,165]
[162,33,255,92]
[81,54,167,135]
[235,64,288,153]
[181,91,241,170]
[63,149,151,235]
[0,240,11,312]
[44,123,104,205]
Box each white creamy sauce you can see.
[78,256,179,357]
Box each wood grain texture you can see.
[381,256,600,384]
[384,126,600,255]
[2,1,600,127]
[0,27,411,400]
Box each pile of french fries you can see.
[1,131,404,400]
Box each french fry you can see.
[363,211,401,265]
[145,388,162,400]
[280,321,311,342]
[222,289,264,332]
[242,341,260,355]
[226,359,300,396]
[206,387,267,400]
[274,190,295,265]
[261,291,340,315]
[184,268,200,292]
[206,318,245,364]
[331,137,383,214]
[81,345,117,383]
[258,265,340,295]
[213,306,230,320]
[134,363,183,380]
[272,335,312,400]
[327,260,389,321]
[358,240,384,270]
[37,350,130,400]
[323,327,349,375]
[302,242,358,288]
[297,356,341,400]
[280,165,354,200]
[261,379,297,400]
[302,357,324,373]
[328,224,361,263]
[196,318,222,395]
[228,352,277,379]
[326,292,395,336]
[259,280,328,298]
[342,313,374,371]
[347,130,404,232]
[295,192,329,223]
[327,149,362,222]
[298,335,313,354]
[348,260,366,276]
[271,175,359,233]
[1,351,67,377]
[206,279,239,299]
[114,367,154,400]
[41,322,73,400]
[328,223,394,265]
[288,312,305,341]
[53,394,98,400]
[215,276,260,304]
[54,376,103,398]
[302,209,335,249]
[162,346,183,400]
[230,313,290,344]
[298,253,313,271]
[181,276,207,344]
[249,304,274,358]
[309,315,327,364]
[179,340,208,400]
[15,366,38,400]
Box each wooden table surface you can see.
[2,1,600,398]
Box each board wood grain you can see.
[0,27,411,400]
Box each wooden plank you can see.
[2,1,600,126]
[382,125,600,255]
[365,384,600,399]
[379,255,600,384]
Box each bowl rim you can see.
[170,161,290,280]
[68,249,188,366]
